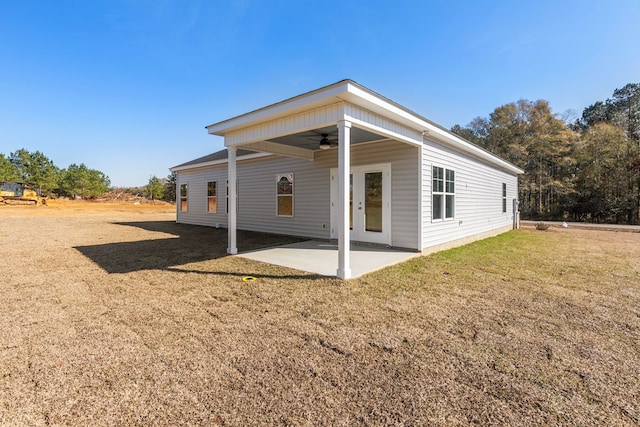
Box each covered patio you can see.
[206,80,430,279]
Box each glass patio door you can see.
[331,164,391,245]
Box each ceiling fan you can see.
[310,133,338,150]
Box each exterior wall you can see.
[176,140,421,248]
[281,139,420,249]
[349,141,419,250]
[421,138,518,250]
[176,165,229,227]
[177,155,331,239]
[235,155,331,239]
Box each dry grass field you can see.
[1,202,639,426]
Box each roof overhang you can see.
[205,79,524,175]
[169,152,271,172]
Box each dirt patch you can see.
[0,199,175,217]
[1,209,639,425]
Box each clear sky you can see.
[1,0,639,187]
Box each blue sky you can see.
[1,0,639,187]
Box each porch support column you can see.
[227,146,238,255]
[337,119,352,279]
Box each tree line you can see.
[0,148,177,202]
[0,149,111,199]
[451,83,640,224]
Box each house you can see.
[170,80,523,279]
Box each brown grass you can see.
[0,204,638,425]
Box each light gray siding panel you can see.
[421,138,519,249]
[175,138,421,249]
[236,156,330,239]
[177,156,331,239]
[176,167,229,227]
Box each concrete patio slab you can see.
[237,240,420,278]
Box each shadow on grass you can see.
[164,267,327,280]
[74,221,309,276]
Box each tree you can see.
[146,175,164,202]
[164,171,176,202]
[453,99,579,219]
[577,101,613,130]
[8,148,60,194]
[60,163,110,199]
[610,83,640,145]
[571,123,640,223]
[575,83,640,223]
[0,154,19,181]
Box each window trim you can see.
[179,183,188,212]
[276,173,294,217]
[207,181,217,213]
[432,166,455,221]
[502,183,507,213]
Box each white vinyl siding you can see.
[421,138,518,250]
[236,156,329,238]
[177,167,228,227]
[175,139,420,248]
[323,140,420,250]
[176,135,518,253]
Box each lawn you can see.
[0,204,638,425]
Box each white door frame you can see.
[330,163,391,245]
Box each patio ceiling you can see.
[265,125,390,152]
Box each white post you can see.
[227,146,238,255]
[337,120,352,279]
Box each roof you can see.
[168,81,522,175]
[203,79,523,175]
[170,149,267,172]
[206,79,449,136]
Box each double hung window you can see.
[179,184,188,212]
[502,183,507,213]
[207,181,217,213]
[432,166,455,220]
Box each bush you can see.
[536,222,550,231]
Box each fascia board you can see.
[341,84,524,175]
[206,81,351,136]
[169,152,272,172]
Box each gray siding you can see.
[350,141,420,250]
[177,155,332,239]
[235,156,331,239]
[176,140,421,248]
[176,166,229,227]
[421,138,519,249]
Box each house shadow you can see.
[74,221,310,277]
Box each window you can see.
[432,166,455,220]
[276,173,293,216]
[207,181,217,213]
[179,184,188,212]
[502,183,507,213]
